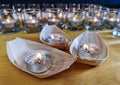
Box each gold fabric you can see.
[0,30,120,85]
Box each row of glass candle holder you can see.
[0,6,120,36]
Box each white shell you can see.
[70,31,109,66]
[40,24,72,51]
[6,37,76,78]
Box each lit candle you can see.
[90,17,103,30]
[91,18,99,26]
[46,33,65,43]
[82,43,100,53]
[26,19,38,24]
[58,12,67,23]
[69,15,81,26]
[45,33,70,50]
[25,16,39,24]
[25,51,52,74]
[107,18,116,29]
[1,19,16,28]
[78,43,100,59]
[47,17,60,25]
[66,14,83,30]
[23,16,42,33]
[2,19,16,24]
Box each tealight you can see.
[23,18,42,33]
[25,51,52,74]
[65,14,84,31]
[46,33,65,43]
[44,33,70,50]
[90,17,103,30]
[78,43,101,59]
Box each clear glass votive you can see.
[103,9,117,29]
[65,11,85,31]
[86,17,103,31]
[22,9,42,33]
[0,9,20,34]
[45,8,63,29]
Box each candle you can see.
[25,51,52,74]
[66,14,83,30]
[107,18,116,29]
[25,19,40,27]
[78,43,100,59]
[90,17,103,30]
[0,18,20,34]
[0,10,20,34]
[23,16,42,33]
[45,33,70,50]
[1,19,16,28]
[46,33,65,43]
[81,44,100,53]
[91,18,99,27]
[47,17,60,25]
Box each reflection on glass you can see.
[22,9,42,33]
[0,9,20,34]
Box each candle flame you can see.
[29,16,33,20]
[6,19,10,23]
[93,18,98,22]
[109,18,115,21]
[52,18,56,22]
[73,17,76,21]
[31,19,36,23]
[83,44,89,50]
[36,53,42,60]
[59,13,62,18]
[50,34,55,39]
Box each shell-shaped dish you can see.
[40,24,72,52]
[7,37,76,78]
[70,31,109,66]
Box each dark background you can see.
[0,0,120,7]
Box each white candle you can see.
[25,16,39,27]
[25,16,39,24]
[26,19,39,24]
[46,33,65,43]
[82,43,100,53]
[1,19,16,28]
[2,19,16,24]
[109,18,115,22]
[48,17,60,23]
[78,43,100,59]
[25,51,52,74]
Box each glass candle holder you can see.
[103,10,117,29]
[88,17,103,31]
[0,10,20,34]
[22,9,42,33]
[65,11,84,31]
[25,50,52,74]
[46,8,63,29]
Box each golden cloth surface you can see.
[0,30,120,85]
